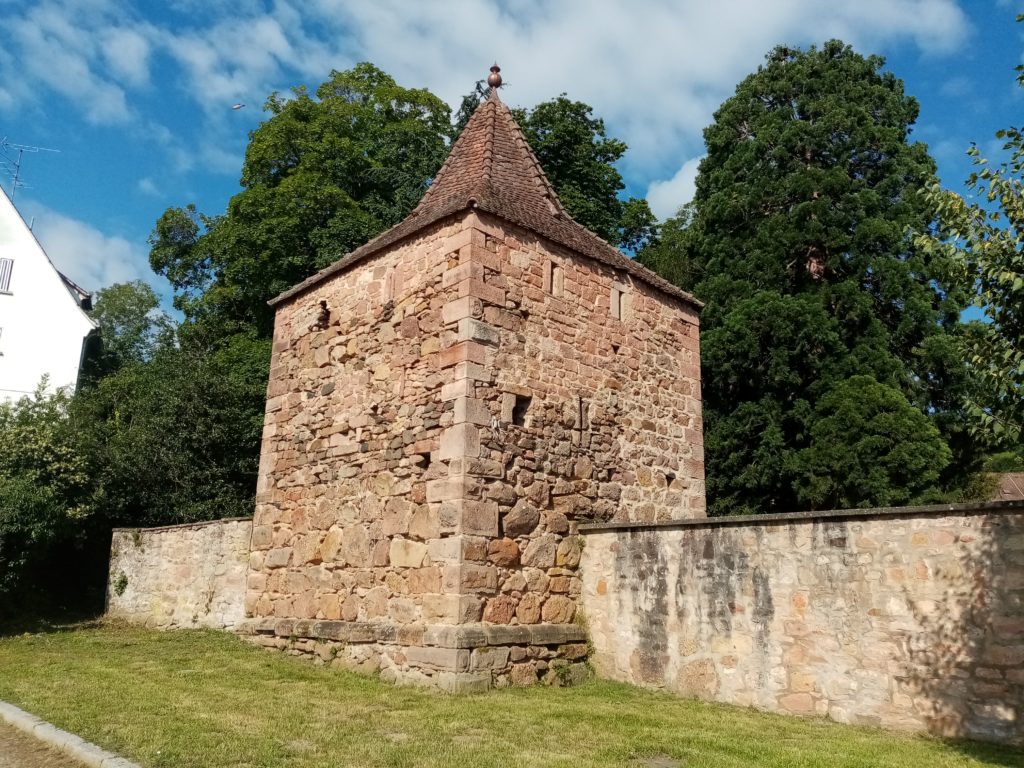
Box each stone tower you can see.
[245,71,705,689]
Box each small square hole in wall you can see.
[512,394,532,427]
[611,343,620,355]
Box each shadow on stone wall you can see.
[901,512,1023,748]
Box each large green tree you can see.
[82,280,174,378]
[641,41,971,515]
[150,63,453,339]
[72,332,269,527]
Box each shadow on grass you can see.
[0,608,104,638]
[932,736,1024,767]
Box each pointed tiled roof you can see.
[272,89,700,309]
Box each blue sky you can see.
[1,0,1022,302]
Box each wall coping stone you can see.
[239,618,586,648]
[111,517,253,534]
[579,500,1024,534]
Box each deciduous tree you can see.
[919,70,1024,445]
[150,63,453,339]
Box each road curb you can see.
[0,700,140,767]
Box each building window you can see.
[0,259,12,293]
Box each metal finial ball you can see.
[487,64,502,89]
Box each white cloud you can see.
[0,0,976,188]
[647,156,703,221]
[101,26,153,88]
[136,177,160,197]
[22,201,152,291]
[295,0,972,178]
[4,1,134,125]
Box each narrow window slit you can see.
[512,395,532,427]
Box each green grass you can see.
[0,625,1019,768]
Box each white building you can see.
[0,189,96,403]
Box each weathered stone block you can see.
[471,646,511,671]
[453,397,491,426]
[503,500,540,538]
[409,506,440,541]
[407,646,470,672]
[457,318,501,346]
[390,539,428,568]
[540,594,575,623]
[483,595,517,624]
[439,423,481,460]
[460,500,500,537]
[487,538,520,567]
[438,341,487,369]
[521,535,558,569]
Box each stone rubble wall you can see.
[247,209,703,688]
[249,220,459,629]
[445,211,703,631]
[581,502,1024,745]
[106,518,252,629]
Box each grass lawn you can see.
[0,625,1019,768]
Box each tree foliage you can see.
[918,56,1024,445]
[0,385,90,604]
[150,63,453,339]
[84,280,174,377]
[73,332,269,527]
[640,41,972,514]
[794,376,951,509]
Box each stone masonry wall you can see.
[245,210,698,688]
[581,502,1024,745]
[106,518,252,629]
[246,215,590,688]
[248,219,457,631]
[439,211,704,632]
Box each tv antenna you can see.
[0,137,60,202]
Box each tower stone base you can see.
[241,618,589,690]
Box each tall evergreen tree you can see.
[640,41,972,515]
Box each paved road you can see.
[0,721,84,767]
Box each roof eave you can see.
[268,201,703,313]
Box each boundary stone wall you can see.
[580,501,1024,746]
[106,518,252,629]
